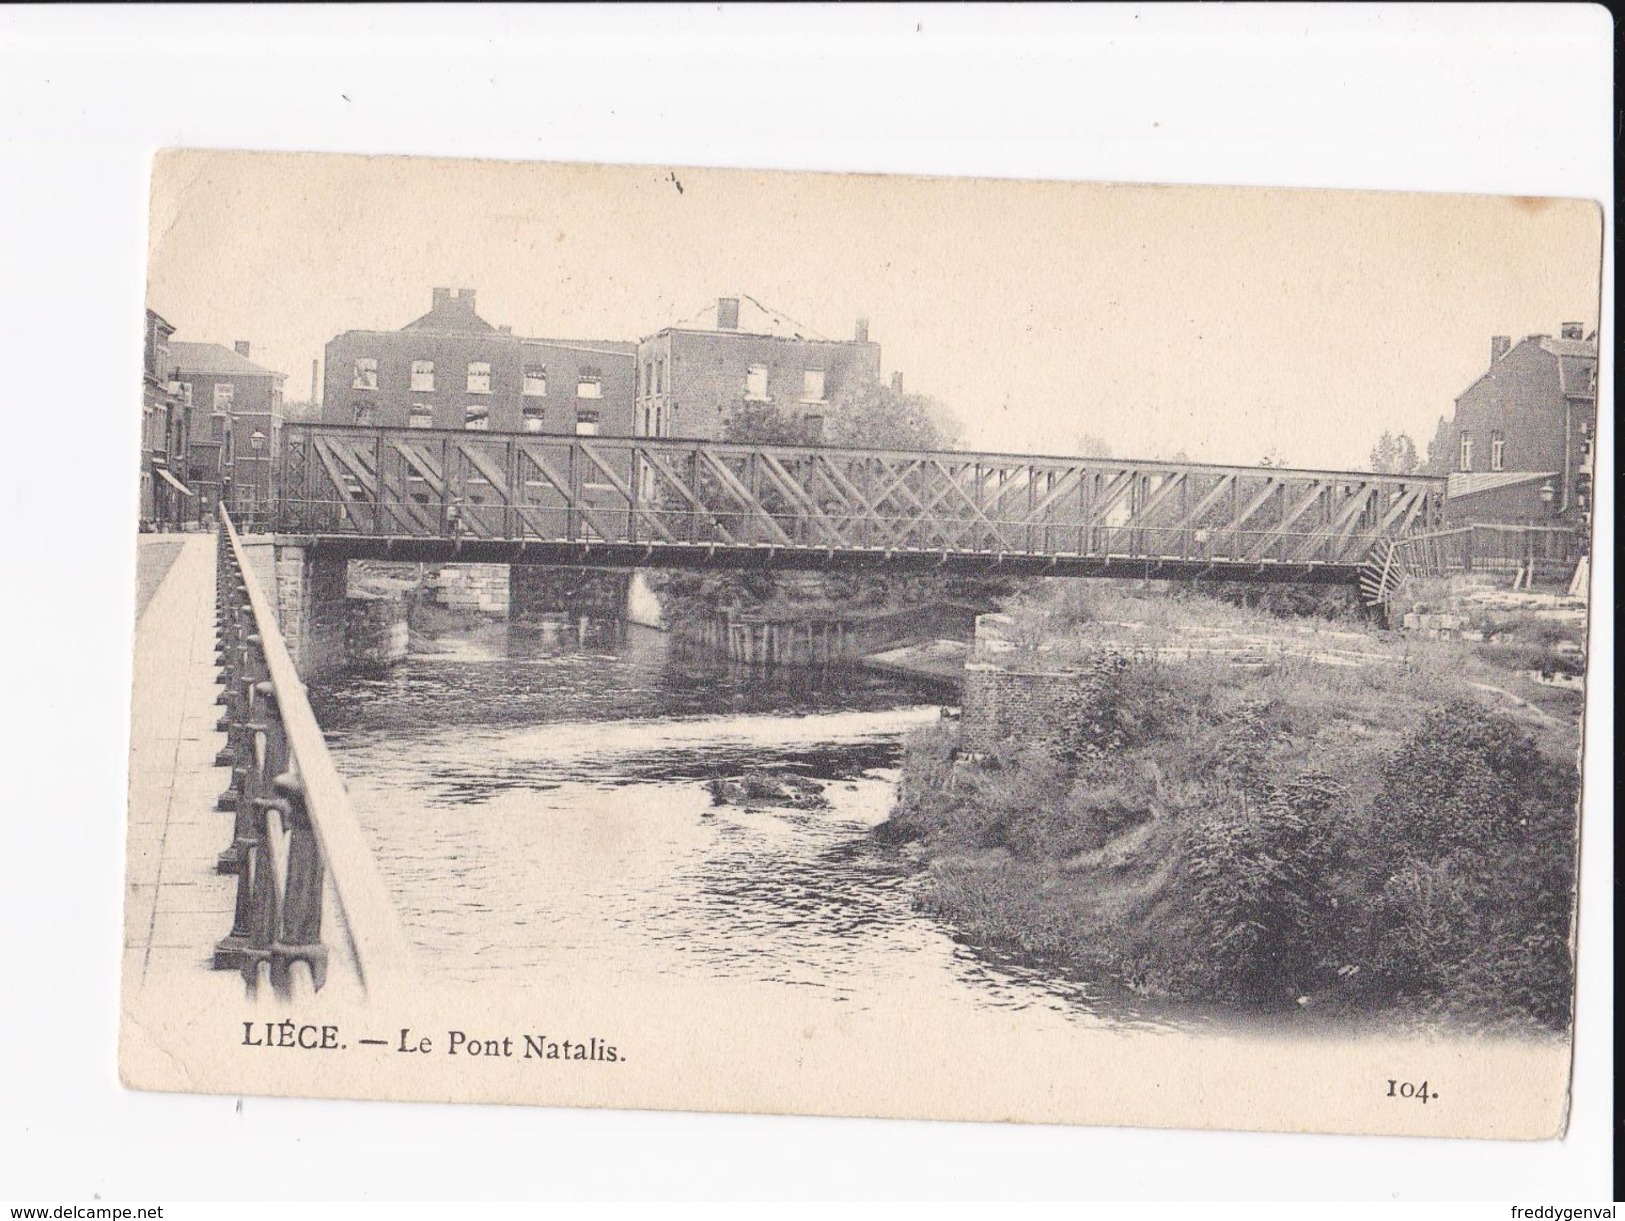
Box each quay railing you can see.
[212,504,416,1001]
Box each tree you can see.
[824,380,961,451]
[720,400,816,445]
[1369,431,1422,475]
[1074,433,1115,459]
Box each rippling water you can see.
[308,620,1186,1031]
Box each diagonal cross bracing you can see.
[275,425,1445,580]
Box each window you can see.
[642,362,652,397]
[745,364,769,401]
[575,410,601,437]
[410,360,435,392]
[524,366,548,397]
[213,383,235,410]
[466,362,491,394]
[408,403,434,429]
[1458,431,1473,472]
[464,405,490,431]
[654,358,664,396]
[576,377,602,399]
[801,369,826,403]
[353,358,378,390]
[1490,431,1504,471]
[178,382,193,407]
[523,403,546,433]
[352,402,375,427]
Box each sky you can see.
[147,150,1601,471]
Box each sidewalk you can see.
[123,534,245,1000]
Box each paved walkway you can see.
[124,534,245,1000]
[133,536,185,621]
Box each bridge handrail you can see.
[216,503,417,999]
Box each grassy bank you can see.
[886,583,1582,1032]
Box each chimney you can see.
[458,288,478,313]
[855,316,870,343]
[432,287,452,310]
[890,371,904,394]
[310,359,319,405]
[1490,335,1511,363]
[234,340,251,358]
[717,297,740,330]
[1561,321,1584,340]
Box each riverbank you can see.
[881,578,1584,1033]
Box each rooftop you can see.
[661,296,838,342]
[1446,470,1558,500]
[167,341,285,379]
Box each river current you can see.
[307,620,1181,1032]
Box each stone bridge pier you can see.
[242,542,409,679]
[240,544,641,679]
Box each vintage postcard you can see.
[123,150,1602,1139]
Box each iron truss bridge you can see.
[270,424,1445,585]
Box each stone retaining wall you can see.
[960,652,1134,757]
[427,564,510,615]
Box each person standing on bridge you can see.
[445,493,466,538]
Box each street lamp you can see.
[244,431,266,528]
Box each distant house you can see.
[1427,323,1597,527]
[322,288,636,438]
[635,297,882,441]
[168,340,286,524]
[140,309,189,529]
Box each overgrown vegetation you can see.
[886,584,1583,1033]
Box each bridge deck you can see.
[124,535,245,1000]
[271,534,1370,584]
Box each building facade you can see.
[168,340,286,525]
[140,310,190,530]
[322,288,636,438]
[634,297,883,441]
[1428,323,1597,527]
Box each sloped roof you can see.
[520,337,638,357]
[666,296,832,341]
[167,341,285,379]
[1454,331,1596,404]
[401,298,497,334]
[1538,336,1596,359]
[1446,470,1557,499]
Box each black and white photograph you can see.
[3,5,1616,1208]
[120,150,1601,1140]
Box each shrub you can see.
[1174,772,1348,1005]
[1357,701,1579,1027]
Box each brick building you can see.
[322,288,636,438]
[140,309,190,529]
[634,297,882,441]
[169,340,287,525]
[1427,323,1597,526]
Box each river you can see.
[307,619,1184,1032]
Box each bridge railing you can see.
[272,424,1446,572]
[1364,521,1587,604]
[212,503,417,1002]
